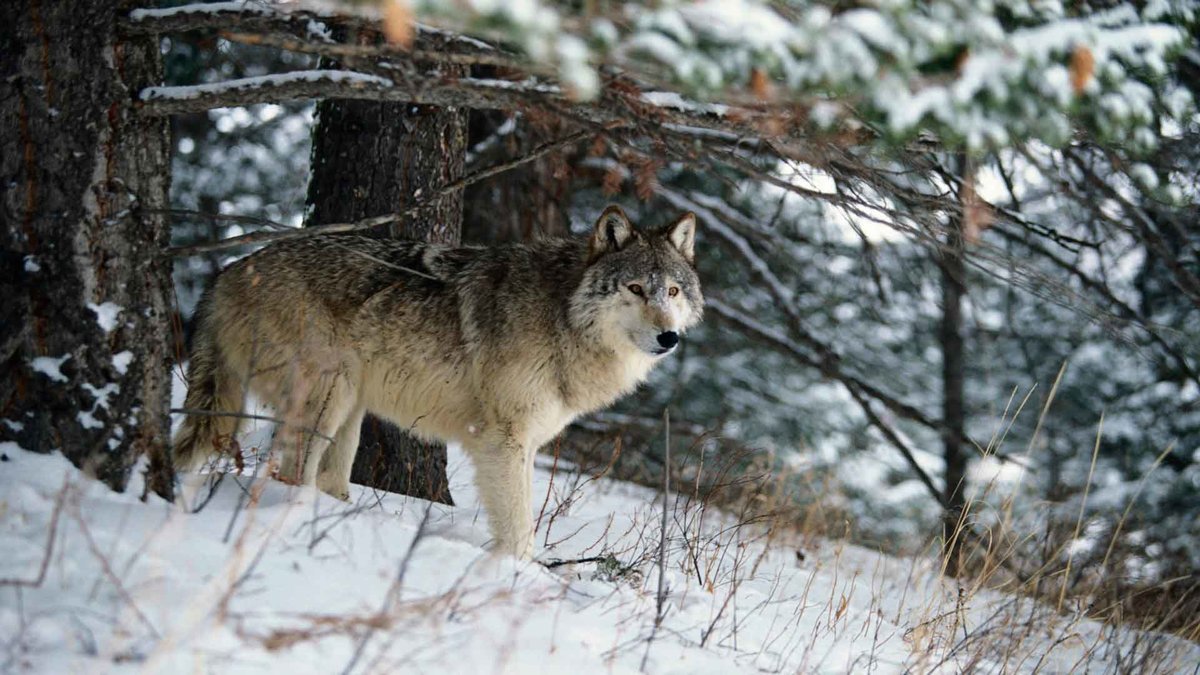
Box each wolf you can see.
[173,205,703,558]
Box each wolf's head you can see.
[572,205,704,357]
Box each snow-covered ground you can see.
[1,439,1197,673]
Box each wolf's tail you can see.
[173,292,242,473]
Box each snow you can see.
[75,383,120,431]
[29,355,70,383]
[112,351,134,376]
[677,0,793,50]
[641,91,729,117]
[458,77,561,95]
[557,35,599,99]
[81,383,120,411]
[128,2,273,22]
[87,302,123,334]
[3,445,1197,672]
[75,411,104,430]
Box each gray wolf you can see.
[173,205,703,558]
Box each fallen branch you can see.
[540,556,610,570]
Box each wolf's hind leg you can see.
[316,405,365,501]
[469,441,534,559]
[174,316,246,472]
[274,372,356,488]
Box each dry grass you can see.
[559,395,1199,673]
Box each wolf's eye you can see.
[627,284,644,296]
[668,287,680,297]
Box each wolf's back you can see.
[172,236,450,470]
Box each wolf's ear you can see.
[666,212,696,264]
[588,205,635,262]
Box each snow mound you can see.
[1,446,1196,673]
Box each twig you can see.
[70,501,161,639]
[707,299,949,508]
[535,435,562,534]
[0,478,69,587]
[158,208,293,232]
[170,407,335,443]
[639,407,672,672]
[341,501,435,675]
[138,68,569,116]
[656,408,671,623]
[1058,413,1103,613]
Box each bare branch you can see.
[668,189,942,432]
[1067,150,1200,310]
[707,299,951,509]
[169,127,593,256]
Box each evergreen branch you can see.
[664,189,949,436]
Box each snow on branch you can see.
[139,69,562,116]
[406,0,1194,150]
[136,68,791,157]
[127,1,275,23]
[122,1,326,37]
[142,69,392,103]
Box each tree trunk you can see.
[0,0,173,498]
[940,160,969,577]
[462,111,571,244]
[306,55,466,504]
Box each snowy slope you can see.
[1,440,1197,674]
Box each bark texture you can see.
[462,111,571,244]
[306,49,466,504]
[940,163,969,577]
[0,0,173,497]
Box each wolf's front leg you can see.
[470,441,534,559]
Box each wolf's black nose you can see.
[657,331,679,349]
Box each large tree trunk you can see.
[462,111,571,244]
[940,161,969,577]
[0,0,173,498]
[306,50,466,504]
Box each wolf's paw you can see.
[322,487,350,502]
[315,473,351,502]
[489,537,535,561]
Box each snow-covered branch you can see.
[122,1,327,38]
[137,67,808,164]
[126,0,1195,153]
